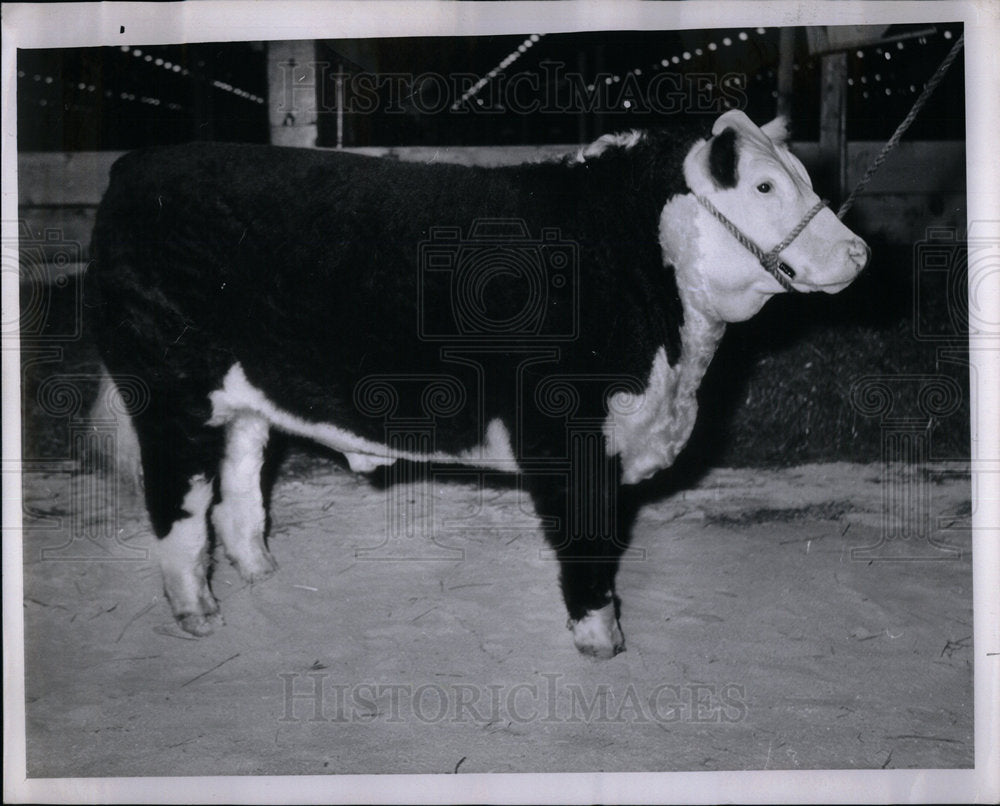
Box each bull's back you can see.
[89,143,526,335]
[85,143,550,434]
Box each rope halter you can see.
[694,194,828,293]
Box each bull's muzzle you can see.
[810,236,870,293]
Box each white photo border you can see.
[3,2,998,803]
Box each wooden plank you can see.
[846,192,967,244]
[17,141,964,206]
[17,207,96,266]
[791,142,966,195]
[807,24,892,56]
[17,152,124,206]
[15,140,967,274]
[340,143,576,167]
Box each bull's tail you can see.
[86,366,144,494]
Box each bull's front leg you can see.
[525,451,630,659]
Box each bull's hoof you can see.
[177,609,223,637]
[231,549,278,583]
[163,573,221,636]
[171,585,222,636]
[569,604,625,659]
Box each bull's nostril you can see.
[850,239,871,269]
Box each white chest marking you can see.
[603,312,723,485]
[208,364,518,472]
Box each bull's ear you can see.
[711,109,752,136]
[760,115,790,143]
[708,127,739,189]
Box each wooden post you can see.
[335,61,344,149]
[819,51,848,203]
[266,40,318,147]
[577,49,588,144]
[776,27,795,119]
[594,43,606,136]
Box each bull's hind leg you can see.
[131,400,226,635]
[157,475,218,635]
[210,413,277,581]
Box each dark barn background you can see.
[16,26,965,149]
[18,23,970,473]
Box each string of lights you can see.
[583,28,767,94]
[120,46,266,104]
[577,25,958,108]
[450,33,543,111]
[17,45,267,114]
[16,26,961,119]
[845,30,957,101]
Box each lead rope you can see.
[695,194,827,292]
[837,33,965,220]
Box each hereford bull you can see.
[85,110,869,658]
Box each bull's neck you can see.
[676,258,727,350]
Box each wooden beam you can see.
[776,28,795,119]
[819,51,848,202]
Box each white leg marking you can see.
[569,602,625,659]
[158,475,218,635]
[211,413,277,582]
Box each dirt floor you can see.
[21,457,972,776]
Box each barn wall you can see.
[16,141,966,277]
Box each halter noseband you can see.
[694,194,828,293]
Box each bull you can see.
[85,110,869,658]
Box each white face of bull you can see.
[662,109,869,322]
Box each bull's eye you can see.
[756,182,773,194]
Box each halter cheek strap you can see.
[694,194,829,293]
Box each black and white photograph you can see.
[3,1,998,803]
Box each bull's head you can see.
[661,109,870,322]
